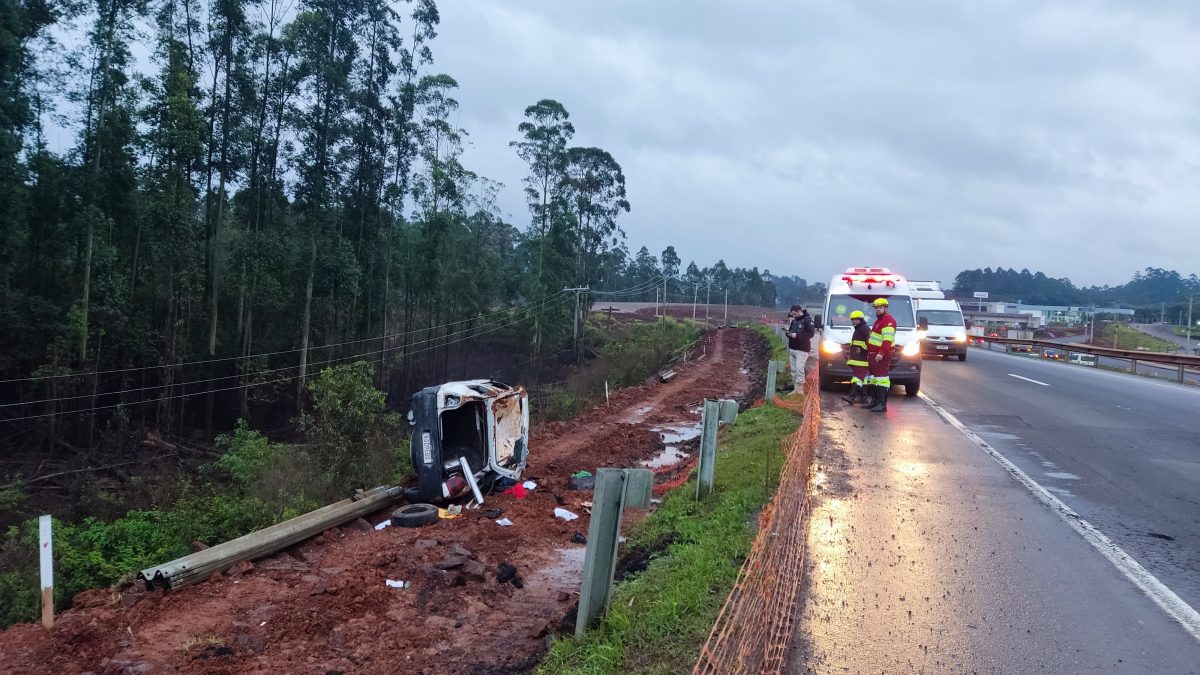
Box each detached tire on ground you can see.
[392,504,438,528]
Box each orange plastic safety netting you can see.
[693,368,820,674]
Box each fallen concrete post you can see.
[138,485,403,591]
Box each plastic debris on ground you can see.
[554,508,579,521]
[385,580,411,589]
[373,520,392,531]
[437,507,462,520]
[495,518,514,527]
[522,480,537,491]
[567,470,596,491]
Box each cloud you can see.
[435,0,1200,287]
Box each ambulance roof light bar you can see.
[841,267,897,289]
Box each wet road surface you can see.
[790,366,1200,673]
[923,347,1200,610]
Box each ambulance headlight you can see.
[902,341,921,357]
[821,339,843,355]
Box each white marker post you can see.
[38,515,53,628]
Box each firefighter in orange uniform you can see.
[864,298,897,412]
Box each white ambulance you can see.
[817,267,924,396]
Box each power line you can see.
[0,289,571,386]
[0,294,570,410]
[0,295,573,425]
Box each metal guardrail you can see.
[138,485,403,591]
[974,336,1200,382]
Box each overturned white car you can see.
[407,380,530,503]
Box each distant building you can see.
[958,302,1135,328]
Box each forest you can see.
[952,267,1199,320]
[0,0,783,454]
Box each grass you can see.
[1100,324,1178,352]
[539,327,800,675]
[1172,325,1199,340]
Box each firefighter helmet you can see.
[849,310,865,320]
[872,298,889,307]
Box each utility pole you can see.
[705,281,712,326]
[1188,295,1194,353]
[723,288,729,327]
[654,288,660,317]
[564,286,589,364]
[1161,302,1165,324]
[663,276,668,324]
[692,283,698,322]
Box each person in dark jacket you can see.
[786,305,816,395]
[841,310,871,404]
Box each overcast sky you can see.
[433,0,1200,288]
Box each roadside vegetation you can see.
[1097,324,1178,352]
[539,329,800,674]
[538,317,705,421]
[0,363,402,628]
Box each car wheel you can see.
[819,374,833,391]
[391,503,439,528]
[957,352,967,362]
[905,380,921,397]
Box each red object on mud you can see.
[503,483,528,499]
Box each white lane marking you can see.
[1008,373,1050,386]
[919,391,1200,642]
[972,348,1200,394]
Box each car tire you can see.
[957,352,967,362]
[905,380,921,397]
[391,503,438,528]
[819,373,833,391]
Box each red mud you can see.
[0,328,764,675]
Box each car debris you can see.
[495,518,514,527]
[391,504,439,528]
[554,508,579,521]
[496,563,524,588]
[408,379,529,505]
[385,580,411,589]
[568,470,595,491]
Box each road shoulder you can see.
[788,395,1200,674]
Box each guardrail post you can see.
[765,360,779,402]
[39,515,53,628]
[696,399,721,499]
[1131,358,1137,374]
[576,468,654,637]
[1179,364,1186,383]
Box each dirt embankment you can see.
[0,328,766,675]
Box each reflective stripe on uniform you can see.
[868,333,884,346]
[850,376,863,385]
[881,326,896,344]
[851,340,868,349]
[846,358,868,367]
[874,376,891,387]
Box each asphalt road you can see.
[975,339,1200,385]
[920,348,1200,610]
[1135,322,1200,353]
[792,376,1200,673]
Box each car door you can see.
[486,389,529,478]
